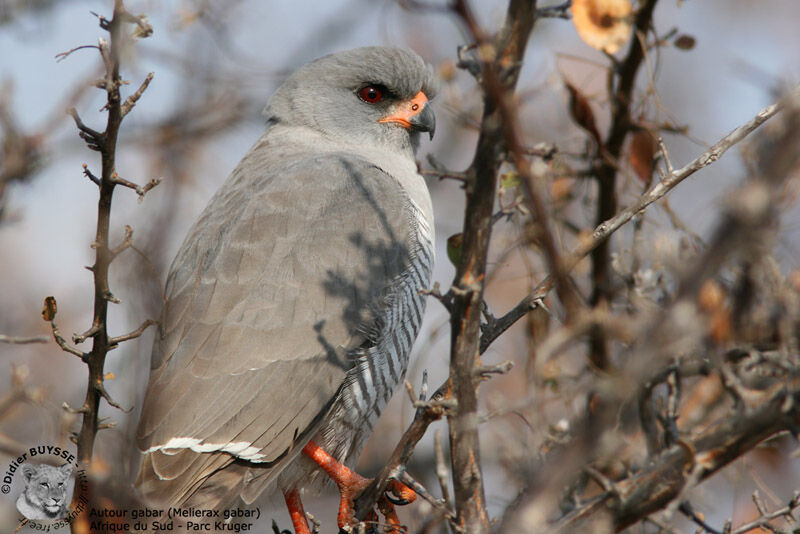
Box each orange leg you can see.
[302,440,416,531]
[283,489,311,534]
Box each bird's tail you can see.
[135,449,245,518]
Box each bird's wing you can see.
[135,148,416,504]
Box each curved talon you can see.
[386,480,417,506]
[384,492,413,506]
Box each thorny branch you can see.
[48,2,157,529]
[443,0,539,531]
[63,0,156,466]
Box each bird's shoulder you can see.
[153,143,420,373]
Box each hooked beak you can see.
[378,91,436,140]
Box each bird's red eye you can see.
[358,85,383,103]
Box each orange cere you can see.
[378,91,429,128]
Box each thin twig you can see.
[395,469,458,524]
[50,320,88,361]
[96,380,130,413]
[108,319,157,346]
[434,429,452,507]
[110,224,133,258]
[536,0,572,19]
[55,44,100,62]
[110,172,162,201]
[588,0,660,369]
[121,71,154,117]
[0,334,49,344]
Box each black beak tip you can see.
[409,103,436,140]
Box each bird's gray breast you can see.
[323,194,434,459]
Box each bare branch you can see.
[49,320,88,361]
[82,163,100,185]
[729,491,800,534]
[96,380,130,413]
[108,319,157,346]
[537,0,572,19]
[0,334,48,344]
[442,1,540,530]
[72,324,100,344]
[550,376,800,532]
[121,72,154,117]
[110,224,133,259]
[68,108,104,151]
[54,44,100,62]
[434,429,452,508]
[110,172,162,201]
[588,0,660,369]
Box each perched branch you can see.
[354,380,451,522]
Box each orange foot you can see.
[283,489,312,534]
[300,440,416,532]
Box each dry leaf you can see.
[629,129,657,183]
[438,59,457,82]
[709,307,731,345]
[674,34,696,50]
[564,79,602,146]
[42,295,57,321]
[550,177,574,204]
[698,279,725,312]
[571,0,633,54]
[698,280,731,344]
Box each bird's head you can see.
[265,46,438,155]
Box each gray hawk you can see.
[134,46,437,533]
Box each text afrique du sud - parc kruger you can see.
[88,507,258,532]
